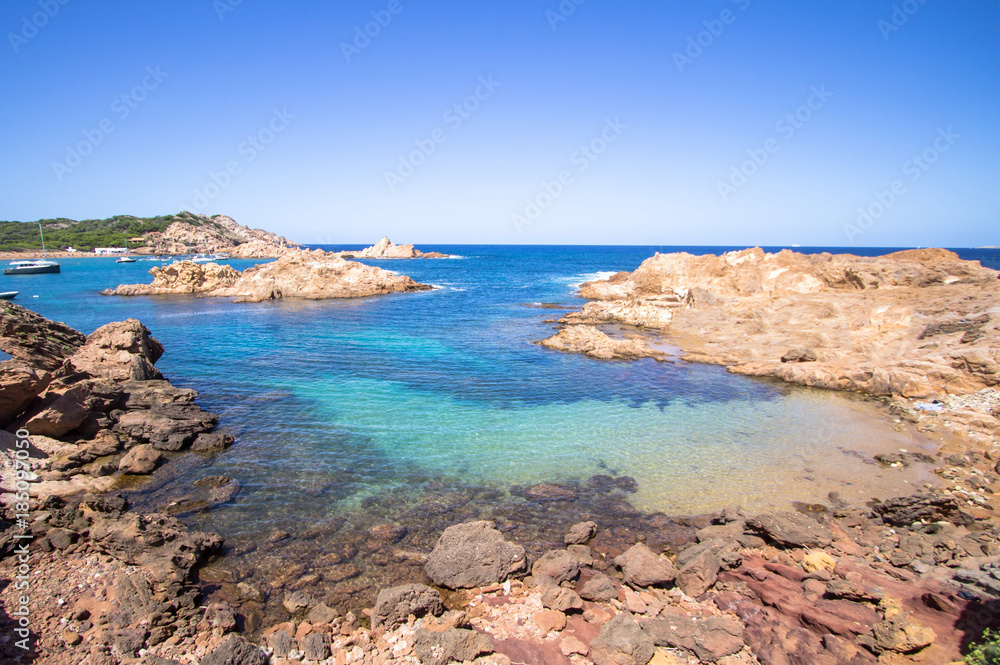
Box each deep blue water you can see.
[6,245,996,536]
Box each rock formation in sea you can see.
[543,247,1000,447]
[347,236,454,259]
[538,325,665,361]
[103,249,433,302]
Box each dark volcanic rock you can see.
[372,583,444,630]
[590,613,655,665]
[565,520,598,545]
[872,493,974,527]
[615,543,677,587]
[531,549,580,585]
[747,512,833,548]
[424,521,527,589]
[200,635,266,665]
[413,628,494,665]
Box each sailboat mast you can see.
[38,222,47,255]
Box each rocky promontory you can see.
[543,247,1000,444]
[102,250,433,302]
[139,214,298,258]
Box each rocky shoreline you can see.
[4,249,1000,664]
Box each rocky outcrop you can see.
[0,301,86,371]
[104,250,433,302]
[0,307,231,500]
[555,247,1000,444]
[424,520,527,589]
[539,325,665,361]
[106,261,241,296]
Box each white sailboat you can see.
[3,223,61,275]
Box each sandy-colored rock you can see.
[539,325,664,361]
[355,236,421,259]
[533,609,567,634]
[561,248,1000,417]
[105,250,432,302]
[0,301,86,371]
[118,444,165,475]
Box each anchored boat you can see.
[3,223,61,275]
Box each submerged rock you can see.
[539,325,665,361]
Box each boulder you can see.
[424,521,527,589]
[22,390,89,437]
[114,405,218,448]
[106,252,433,302]
[531,549,580,585]
[413,628,494,665]
[119,445,165,475]
[200,635,266,665]
[372,584,444,630]
[89,512,222,582]
[747,512,833,548]
[872,493,974,527]
[590,613,656,665]
[565,520,598,545]
[282,591,315,615]
[615,543,678,587]
[300,632,331,662]
[162,476,240,516]
[190,431,234,454]
[869,616,936,654]
[67,319,164,382]
[541,585,584,612]
[641,610,746,662]
[580,573,618,601]
[676,548,721,597]
[781,348,818,363]
[0,361,51,425]
[0,302,86,371]
[539,325,665,361]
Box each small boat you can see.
[3,259,61,275]
[116,256,136,263]
[192,254,215,263]
[0,291,18,300]
[5,223,61,275]
[212,253,230,260]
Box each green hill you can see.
[0,212,207,251]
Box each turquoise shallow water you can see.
[6,245,998,537]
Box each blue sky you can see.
[1,1,998,246]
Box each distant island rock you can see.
[103,249,432,302]
[341,236,455,260]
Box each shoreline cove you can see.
[1,244,999,664]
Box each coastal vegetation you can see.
[0,211,217,251]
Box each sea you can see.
[6,245,998,611]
